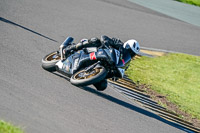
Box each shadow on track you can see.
[0,17,57,42]
[81,86,191,133]
[51,72,190,132]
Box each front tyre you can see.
[42,51,61,72]
[70,66,107,86]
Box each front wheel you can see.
[42,51,61,72]
[70,66,107,86]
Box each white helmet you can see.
[123,39,140,55]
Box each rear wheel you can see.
[42,51,61,72]
[70,66,107,86]
[93,79,108,91]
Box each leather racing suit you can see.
[63,35,124,57]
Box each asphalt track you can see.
[129,0,200,27]
[0,0,200,133]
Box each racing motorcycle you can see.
[41,37,132,91]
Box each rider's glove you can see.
[112,38,123,46]
[111,38,123,49]
[101,35,114,48]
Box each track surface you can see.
[1,0,199,133]
[129,0,200,27]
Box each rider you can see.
[63,35,140,59]
[62,35,140,91]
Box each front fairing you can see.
[55,51,82,76]
[56,48,131,79]
[59,49,100,75]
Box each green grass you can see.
[176,0,200,7]
[127,53,200,119]
[0,120,23,133]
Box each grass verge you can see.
[126,53,200,120]
[176,0,200,7]
[0,120,23,133]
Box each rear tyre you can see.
[93,79,107,91]
[70,66,107,86]
[42,51,61,72]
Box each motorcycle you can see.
[41,37,132,91]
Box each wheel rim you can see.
[74,68,103,80]
[45,52,61,61]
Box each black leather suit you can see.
[64,35,124,56]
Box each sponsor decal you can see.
[90,52,97,60]
[65,65,70,72]
[62,63,70,72]
[122,59,125,65]
[74,58,79,69]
